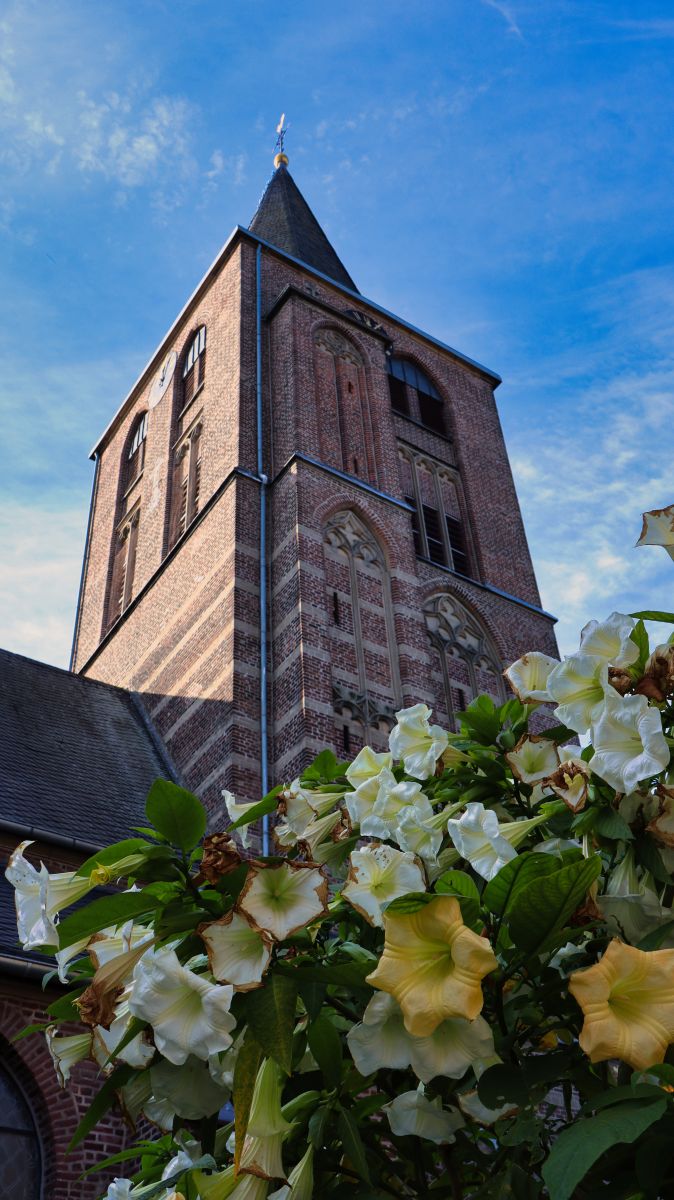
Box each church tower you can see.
[70,147,558,817]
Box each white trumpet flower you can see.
[269,1144,314,1200]
[589,693,670,793]
[506,736,560,785]
[89,921,153,970]
[238,862,328,941]
[447,803,548,881]
[275,780,344,846]
[5,842,95,949]
[384,1088,464,1143]
[579,612,639,669]
[389,704,449,780]
[636,504,674,561]
[92,993,155,1070]
[46,1026,93,1086]
[393,803,447,867]
[200,911,273,990]
[597,847,672,946]
[223,789,257,848]
[360,769,430,840]
[150,1055,232,1121]
[503,652,559,703]
[346,746,393,789]
[240,1057,292,1180]
[547,654,610,735]
[347,992,495,1083]
[129,948,235,1065]
[343,844,426,927]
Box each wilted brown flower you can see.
[76,982,122,1029]
[199,833,242,884]
[635,644,674,704]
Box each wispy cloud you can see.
[481,0,523,40]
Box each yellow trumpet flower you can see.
[365,895,497,1037]
[569,939,674,1070]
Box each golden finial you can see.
[274,112,289,168]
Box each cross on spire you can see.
[274,112,289,168]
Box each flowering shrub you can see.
[9,505,674,1199]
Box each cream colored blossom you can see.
[506,735,560,785]
[360,769,429,840]
[240,1057,292,1180]
[150,1055,232,1121]
[223,789,257,848]
[597,849,672,946]
[384,1088,463,1143]
[46,1026,93,1086]
[344,749,393,827]
[129,948,235,1065]
[269,1144,314,1200]
[5,841,95,949]
[238,861,328,941]
[345,746,393,789]
[394,802,446,866]
[569,939,674,1069]
[589,693,670,793]
[366,894,497,1036]
[446,803,547,881]
[636,504,674,561]
[579,612,639,669]
[547,654,610,735]
[343,844,426,928]
[503,652,559,703]
[347,991,495,1083]
[92,993,156,1070]
[200,911,273,990]
[389,703,449,780]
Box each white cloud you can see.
[481,0,523,40]
[0,502,85,667]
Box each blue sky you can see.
[2,0,674,667]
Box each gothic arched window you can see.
[324,510,401,752]
[312,328,375,482]
[168,416,203,548]
[126,411,148,488]
[424,593,505,730]
[399,448,472,578]
[106,504,141,630]
[0,1061,43,1198]
[387,357,447,436]
[182,325,206,407]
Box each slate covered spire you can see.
[249,158,358,292]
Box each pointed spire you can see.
[249,122,358,291]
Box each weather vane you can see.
[274,113,289,167]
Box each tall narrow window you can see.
[126,411,148,487]
[107,506,140,629]
[0,1062,42,1197]
[169,420,203,548]
[446,515,469,575]
[422,504,445,565]
[404,495,424,557]
[387,357,447,435]
[182,326,206,407]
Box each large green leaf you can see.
[145,779,207,852]
[483,853,557,917]
[307,1013,343,1089]
[541,1099,666,1200]
[244,973,297,1075]
[233,1031,263,1172]
[74,838,152,878]
[434,869,481,927]
[337,1106,371,1185]
[630,610,674,623]
[507,855,602,955]
[57,890,161,950]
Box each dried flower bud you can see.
[635,644,674,703]
[608,667,633,696]
[76,982,123,1029]
[200,834,242,884]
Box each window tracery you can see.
[423,593,505,729]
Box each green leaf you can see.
[337,1106,371,1184]
[434,869,481,926]
[68,1063,136,1150]
[244,972,297,1075]
[308,1103,332,1149]
[507,856,602,955]
[57,890,160,951]
[629,619,650,672]
[637,919,674,951]
[630,610,674,623]
[233,1031,263,1172]
[383,892,433,915]
[145,779,207,851]
[278,961,372,989]
[74,838,151,878]
[229,785,283,829]
[541,1099,666,1200]
[297,978,326,1023]
[12,1023,49,1043]
[536,724,576,743]
[307,1013,343,1090]
[635,835,671,884]
[302,749,341,782]
[483,852,558,917]
[594,807,634,841]
[46,987,86,1020]
[478,1063,529,1108]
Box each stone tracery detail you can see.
[323,510,400,751]
[423,593,505,729]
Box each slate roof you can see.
[249,164,358,292]
[0,648,177,847]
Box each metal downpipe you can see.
[256,243,270,855]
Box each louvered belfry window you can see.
[107,506,141,629]
[182,326,206,406]
[169,419,203,548]
[126,411,148,486]
[387,357,447,436]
